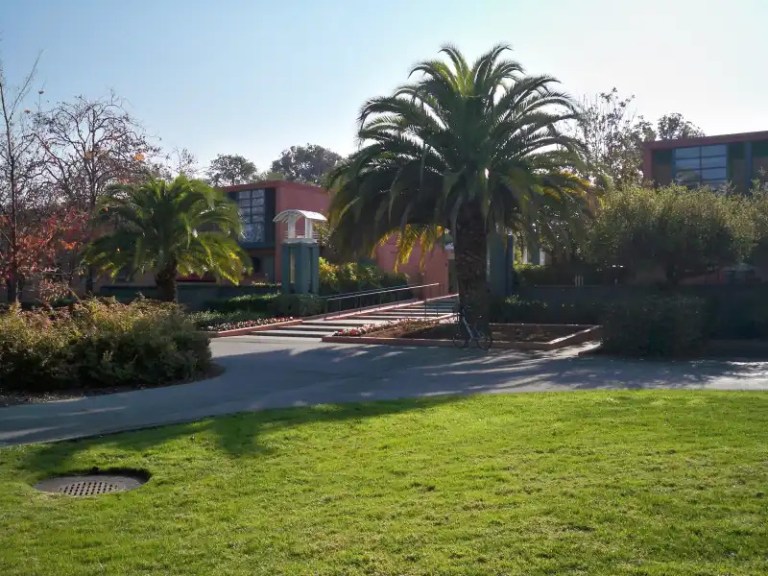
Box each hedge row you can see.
[0,299,211,393]
[489,293,747,357]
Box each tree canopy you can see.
[85,176,251,301]
[328,45,589,319]
[207,154,258,187]
[586,185,753,284]
[270,144,342,185]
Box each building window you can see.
[237,189,266,243]
[673,145,727,187]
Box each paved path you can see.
[2,337,768,446]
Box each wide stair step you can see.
[247,297,457,342]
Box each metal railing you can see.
[322,283,441,315]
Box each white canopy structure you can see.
[273,209,326,242]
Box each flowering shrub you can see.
[190,312,293,332]
[332,320,403,337]
[0,298,211,393]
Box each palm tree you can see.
[328,45,588,322]
[86,175,251,302]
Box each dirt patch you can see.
[0,363,225,408]
[368,321,588,343]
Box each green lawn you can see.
[2,391,768,575]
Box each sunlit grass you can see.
[1,391,767,575]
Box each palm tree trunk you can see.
[453,200,489,326]
[155,266,178,303]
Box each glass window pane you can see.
[701,168,726,180]
[674,147,700,159]
[701,156,726,168]
[676,170,701,184]
[701,144,727,157]
[675,158,700,170]
[238,191,251,201]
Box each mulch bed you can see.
[368,321,585,343]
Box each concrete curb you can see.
[322,324,602,351]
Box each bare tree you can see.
[0,54,46,302]
[35,92,158,291]
[36,92,157,209]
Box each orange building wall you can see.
[374,238,450,297]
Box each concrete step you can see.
[302,317,378,327]
[252,328,337,338]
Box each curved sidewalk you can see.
[2,337,768,446]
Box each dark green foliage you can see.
[489,295,601,325]
[514,263,606,287]
[269,144,342,185]
[0,299,211,392]
[269,294,324,317]
[204,293,278,313]
[601,296,706,357]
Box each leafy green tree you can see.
[86,175,252,301]
[586,185,752,284]
[207,154,257,187]
[328,45,588,321]
[577,89,655,189]
[578,89,704,188]
[270,144,342,185]
[656,113,703,140]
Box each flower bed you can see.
[189,309,293,332]
[332,320,403,337]
[199,316,293,332]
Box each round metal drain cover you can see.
[35,473,147,497]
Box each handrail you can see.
[321,283,441,315]
[322,283,439,302]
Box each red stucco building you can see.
[221,180,450,294]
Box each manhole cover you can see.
[35,471,147,497]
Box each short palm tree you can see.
[328,45,588,321]
[86,175,251,302]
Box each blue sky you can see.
[2,0,766,170]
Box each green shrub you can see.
[515,263,604,286]
[269,294,324,317]
[319,258,407,295]
[188,310,270,329]
[204,293,278,314]
[601,296,706,357]
[0,299,211,393]
[489,295,601,325]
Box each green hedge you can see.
[268,294,324,317]
[601,296,707,357]
[489,295,601,325]
[0,299,211,393]
[515,263,607,287]
[203,293,278,314]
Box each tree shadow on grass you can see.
[16,394,462,477]
[7,337,767,477]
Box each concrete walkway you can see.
[2,337,768,446]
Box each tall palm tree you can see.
[86,175,251,302]
[328,45,588,322]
